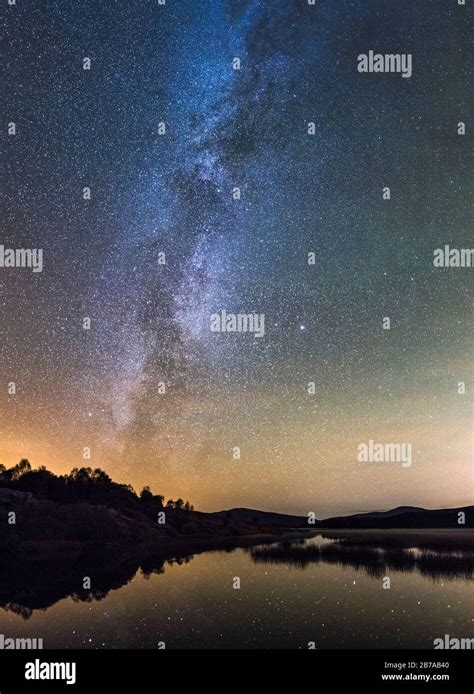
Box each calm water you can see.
[0,533,472,649]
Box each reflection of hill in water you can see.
[249,533,474,580]
[0,532,472,618]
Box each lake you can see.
[0,530,472,649]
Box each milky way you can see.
[1,0,472,515]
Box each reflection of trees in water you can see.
[1,534,472,620]
[141,554,193,579]
[0,550,196,619]
[250,538,474,580]
[3,603,34,620]
[0,540,266,619]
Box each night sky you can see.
[2,0,472,516]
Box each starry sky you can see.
[1,0,472,517]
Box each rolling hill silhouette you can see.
[217,505,473,529]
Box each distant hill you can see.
[217,505,473,529]
[216,507,306,527]
[350,505,426,519]
[319,505,473,529]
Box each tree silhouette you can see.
[0,460,193,515]
[10,459,31,480]
[140,486,153,502]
